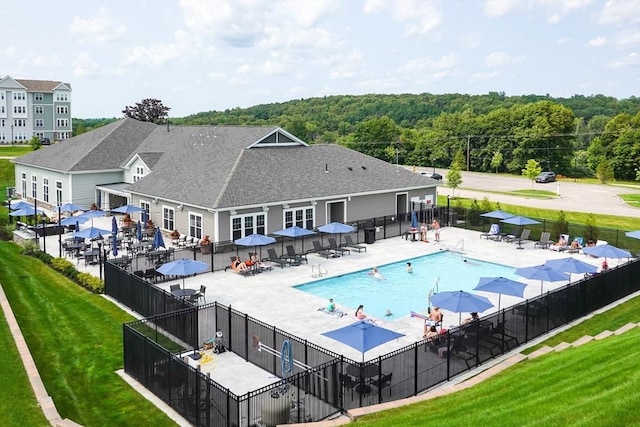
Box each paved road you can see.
[412,167,640,217]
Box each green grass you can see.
[0,145,32,158]
[522,295,640,354]
[0,241,176,426]
[355,327,640,426]
[509,189,556,198]
[620,194,640,208]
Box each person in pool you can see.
[406,262,413,273]
[356,305,367,319]
[368,266,384,279]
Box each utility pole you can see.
[466,135,471,171]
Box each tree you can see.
[491,151,503,173]
[596,159,614,183]
[552,210,569,238]
[122,98,170,123]
[447,149,464,197]
[522,159,542,189]
[29,135,41,151]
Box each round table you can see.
[171,288,197,299]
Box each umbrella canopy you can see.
[544,257,598,275]
[9,206,44,216]
[515,265,569,295]
[273,226,317,238]
[74,227,111,240]
[481,210,514,220]
[500,215,541,226]
[411,211,418,229]
[156,258,209,289]
[9,200,33,211]
[318,222,356,234]
[111,204,145,214]
[583,244,632,259]
[152,227,165,249]
[60,216,89,226]
[473,277,527,310]
[431,290,494,324]
[625,230,640,240]
[111,217,119,257]
[322,320,405,362]
[77,210,106,220]
[59,203,87,213]
[235,233,276,247]
[273,226,317,253]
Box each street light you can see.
[11,124,14,146]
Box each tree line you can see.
[73,93,640,181]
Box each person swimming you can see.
[368,266,384,279]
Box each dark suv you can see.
[535,171,556,183]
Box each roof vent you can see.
[347,167,353,171]
[361,165,367,170]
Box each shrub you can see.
[584,213,599,242]
[51,257,79,279]
[77,272,104,293]
[34,250,53,265]
[20,240,39,255]
[480,197,493,212]
[468,199,482,226]
[552,210,569,238]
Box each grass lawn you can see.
[509,189,556,198]
[0,145,32,158]
[0,241,176,426]
[620,193,640,208]
[354,327,640,426]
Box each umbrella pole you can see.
[498,294,502,311]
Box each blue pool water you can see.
[294,251,519,319]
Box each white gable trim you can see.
[247,128,308,148]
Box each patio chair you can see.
[338,373,358,400]
[328,237,350,256]
[342,235,366,252]
[506,228,531,247]
[310,240,334,259]
[266,248,289,268]
[193,285,206,304]
[480,224,500,240]
[285,245,307,265]
[534,232,552,249]
[371,373,393,397]
[170,284,180,292]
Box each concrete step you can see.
[554,342,571,352]
[594,330,613,340]
[528,345,553,359]
[614,322,638,335]
[571,335,593,347]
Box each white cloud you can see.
[72,53,101,78]
[459,33,481,49]
[612,30,640,50]
[398,53,459,73]
[598,0,640,25]
[483,51,525,67]
[538,0,592,24]
[69,7,125,43]
[607,52,640,68]
[586,36,607,47]
[125,30,197,67]
[483,0,522,18]
[329,50,366,79]
[363,0,443,36]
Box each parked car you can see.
[39,138,51,145]
[420,172,443,181]
[535,171,556,183]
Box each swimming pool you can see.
[294,251,519,319]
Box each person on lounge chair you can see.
[550,235,567,251]
[231,255,249,272]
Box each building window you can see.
[133,166,144,182]
[21,173,27,197]
[34,132,44,139]
[56,132,69,140]
[0,120,4,127]
[140,201,150,219]
[0,133,5,141]
[56,106,69,115]
[35,93,43,101]
[284,206,315,229]
[162,207,175,231]
[43,178,49,203]
[35,119,44,127]
[13,92,25,100]
[189,213,203,239]
[31,176,37,199]
[56,181,63,205]
[14,119,26,127]
[35,106,44,114]
[14,106,26,114]
[231,212,266,240]
[56,119,69,127]
[56,93,69,102]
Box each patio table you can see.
[171,288,197,300]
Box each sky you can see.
[1,0,639,119]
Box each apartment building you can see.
[0,75,72,143]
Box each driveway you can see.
[414,168,640,217]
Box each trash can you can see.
[364,228,376,244]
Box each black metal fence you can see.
[123,258,640,425]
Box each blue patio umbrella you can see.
[111,204,145,214]
[74,227,111,240]
[111,216,119,257]
[273,226,316,252]
[9,206,45,216]
[431,290,494,325]
[480,210,514,220]
[473,277,527,310]
[318,222,356,246]
[544,257,597,282]
[515,265,569,295]
[59,203,87,213]
[78,209,106,219]
[411,211,418,229]
[625,230,640,240]
[9,200,33,211]
[322,320,405,362]
[235,233,276,259]
[60,216,89,226]
[152,227,165,250]
[136,220,143,242]
[500,215,540,227]
[583,244,632,260]
[156,258,209,289]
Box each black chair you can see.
[338,373,358,400]
[310,240,333,259]
[194,285,206,304]
[285,245,307,265]
[371,373,393,397]
[328,238,350,256]
[266,249,288,268]
[169,284,180,292]
[342,235,366,252]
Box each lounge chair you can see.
[506,228,531,247]
[534,232,552,249]
[480,224,500,240]
[310,240,334,259]
[225,256,253,276]
[342,235,366,252]
[328,237,350,256]
[550,233,570,251]
[266,248,289,268]
[285,245,307,265]
[567,236,584,254]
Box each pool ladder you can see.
[312,263,328,278]
[451,239,465,253]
